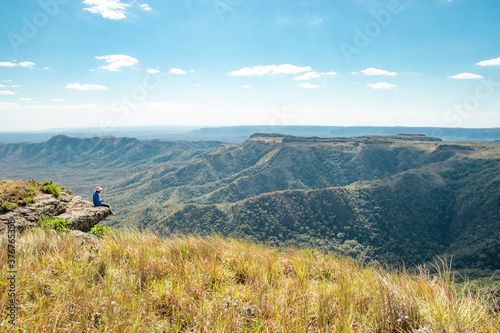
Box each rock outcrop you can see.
[0,192,111,233]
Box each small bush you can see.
[90,224,114,238]
[41,218,72,233]
[40,180,61,198]
[23,196,36,204]
[0,201,17,213]
[27,186,36,196]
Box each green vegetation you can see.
[0,201,16,213]
[23,186,37,204]
[41,217,72,233]
[90,224,114,238]
[40,180,61,198]
[0,229,498,332]
[23,196,36,205]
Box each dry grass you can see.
[0,179,39,209]
[0,229,498,332]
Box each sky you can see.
[0,0,499,132]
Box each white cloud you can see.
[42,67,50,70]
[140,3,151,11]
[361,68,397,76]
[82,0,131,20]
[0,61,35,68]
[324,71,337,76]
[293,71,321,80]
[229,64,312,76]
[66,83,108,91]
[19,61,35,67]
[170,68,186,74]
[0,84,4,87]
[447,72,484,79]
[96,54,138,71]
[367,82,397,90]
[10,85,21,88]
[298,83,318,89]
[194,83,201,87]
[242,85,253,88]
[52,99,65,102]
[0,90,16,95]
[18,98,33,101]
[147,69,159,74]
[0,62,17,67]
[475,57,500,67]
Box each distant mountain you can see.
[185,126,500,143]
[109,134,443,209]
[1,125,500,143]
[0,135,221,195]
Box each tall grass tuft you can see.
[0,229,498,332]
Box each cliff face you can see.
[0,192,111,233]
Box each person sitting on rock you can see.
[93,187,115,215]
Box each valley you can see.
[1,133,499,285]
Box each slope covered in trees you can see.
[109,136,500,272]
[1,134,499,277]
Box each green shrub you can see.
[41,180,61,198]
[0,201,17,213]
[23,196,36,204]
[90,224,114,238]
[27,186,36,196]
[41,218,72,233]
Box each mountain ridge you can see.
[1,133,499,278]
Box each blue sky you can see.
[0,0,499,132]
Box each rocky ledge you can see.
[0,192,111,233]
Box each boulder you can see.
[1,193,111,234]
[58,196,111,232]
[0,212,36,233]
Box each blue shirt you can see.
[93,191,103,206]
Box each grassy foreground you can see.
[1,229,499,332]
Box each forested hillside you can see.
[108,135,500,273]
[0,135,220,194]
[1,133,499,277]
